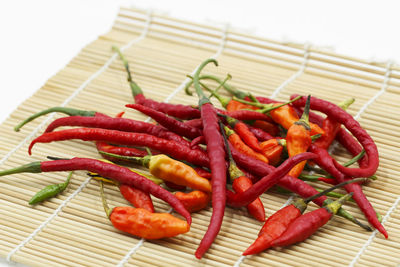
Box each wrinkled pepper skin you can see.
[110,207,190,239]
[175,191,210,213]
[119,184,154,213]
[148,155,212,192]
[286,124,311,178]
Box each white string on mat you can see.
[348,196,400,267]
[6,175,92,262]
[117,23,230,267]
[269,43,311,99]
[234,43,311,267]
[4,10,154,264]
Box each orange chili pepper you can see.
[175,190,210,213]
[119,184,155,213]
[227,99,258,111]
[100,182,189,239]
[260,139,285,166]
[286,96,312,178]
[224,126,269,164]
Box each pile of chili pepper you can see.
[0,47,386,260]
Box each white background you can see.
[0,0,399,265]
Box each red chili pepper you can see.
[226,152,316,207]
[250,120,280,137]
[224,115,262,153]
[247,125,274,142]
[229,145,371,230]
[175,190,211,213]
[164,181,187,191]
[119,184,155,212]
[190,136,205,149]
[0,158,191,224]
[126,103,202,140]
[193,59,227,259]
[44,115,190,146]
[271,193,353,248]
[28,128,210,168]
[184,118,203,129]
[291,94,379,178]
[194,167,212,180]
[309,144,387,238]
[286,96,312,178]
[259,139,285,166]
[96,141,151,158]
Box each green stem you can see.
[311,134,322,142]
[233,95,302,114]
[185,75,231,107]
[112,45,143,97]
[219,121,243,181]
[343,150,365,167]
[325,193,353,215]
[0,162,42,177]
[14,107,96,132]
[295,95,311,130]
[338,98,355,110]
[193,59,218,107]
[98,151,151,168]
[99,181,113,218]
[336,206,373,231]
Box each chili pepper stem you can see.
[0,162,42,176]
[338,98,355,110]
[112,45,143,97]
[99,181,113,218]
[14,107,96,132]
[295,95,311,130]
[99,151,151,168]
[193,59,218,107]
[325,192,353,214]
[220,121,244,181]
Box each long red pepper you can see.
[271,193,353,248]
[0,158,191,224]
[44,116,190,146]
[126,103,202,140]
[291,95,379,178]
[96,141,151,158]
[229,145,370,230]
[247,125,274,142]
[28,128,210,167]
[309,144,388,238]
[193,59,227,259]
[226,152,316,207]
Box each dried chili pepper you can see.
[29,171,73,205]
[96,141,151,159]
[113,46,201,120]
[192,59,227,259]
[229,145,371,230]
[0,158,191,224]
[44,115,190,146]
[243,178,364,255]
[126,103,202,140]
[100,181,189,239]
[224,126,269,163]
[259,139,285,166]
[247,125,274,142]
[99,151,212,193]
[119,184,154,213]
[291,94,378,178]
[221,122,265,221]
[286,95,312,178]
[271,193,353,248]
[226,152,317,207]
[175,190,211,213]
[28,128,209,168]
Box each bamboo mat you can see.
[1,7,400,267]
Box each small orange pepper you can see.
[260,139,285,166]
[175,190,211,213]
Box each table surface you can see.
[1,1,400,266]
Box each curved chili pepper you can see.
[309,144,387,238]
[226,152,316,207]
[286,95,312,178]
[184,118,203,129]
[260,139,285,166]
[96,141,150,158]
[126,103,202,140]
[224,126,269,163]
[291,94,378,178]
[100,181,189,239]
[271,193,353,248]
[119,184,155,213]
[193,59,227,259]
[113,46,201,120]
[175,190,211,213]
[190,136,205,149]
[29,171,73,205]
[28,128,209,167]
[45,115,190,146]
[0,158,191,224]
[229,145,370,230]
[247,125,274,142]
